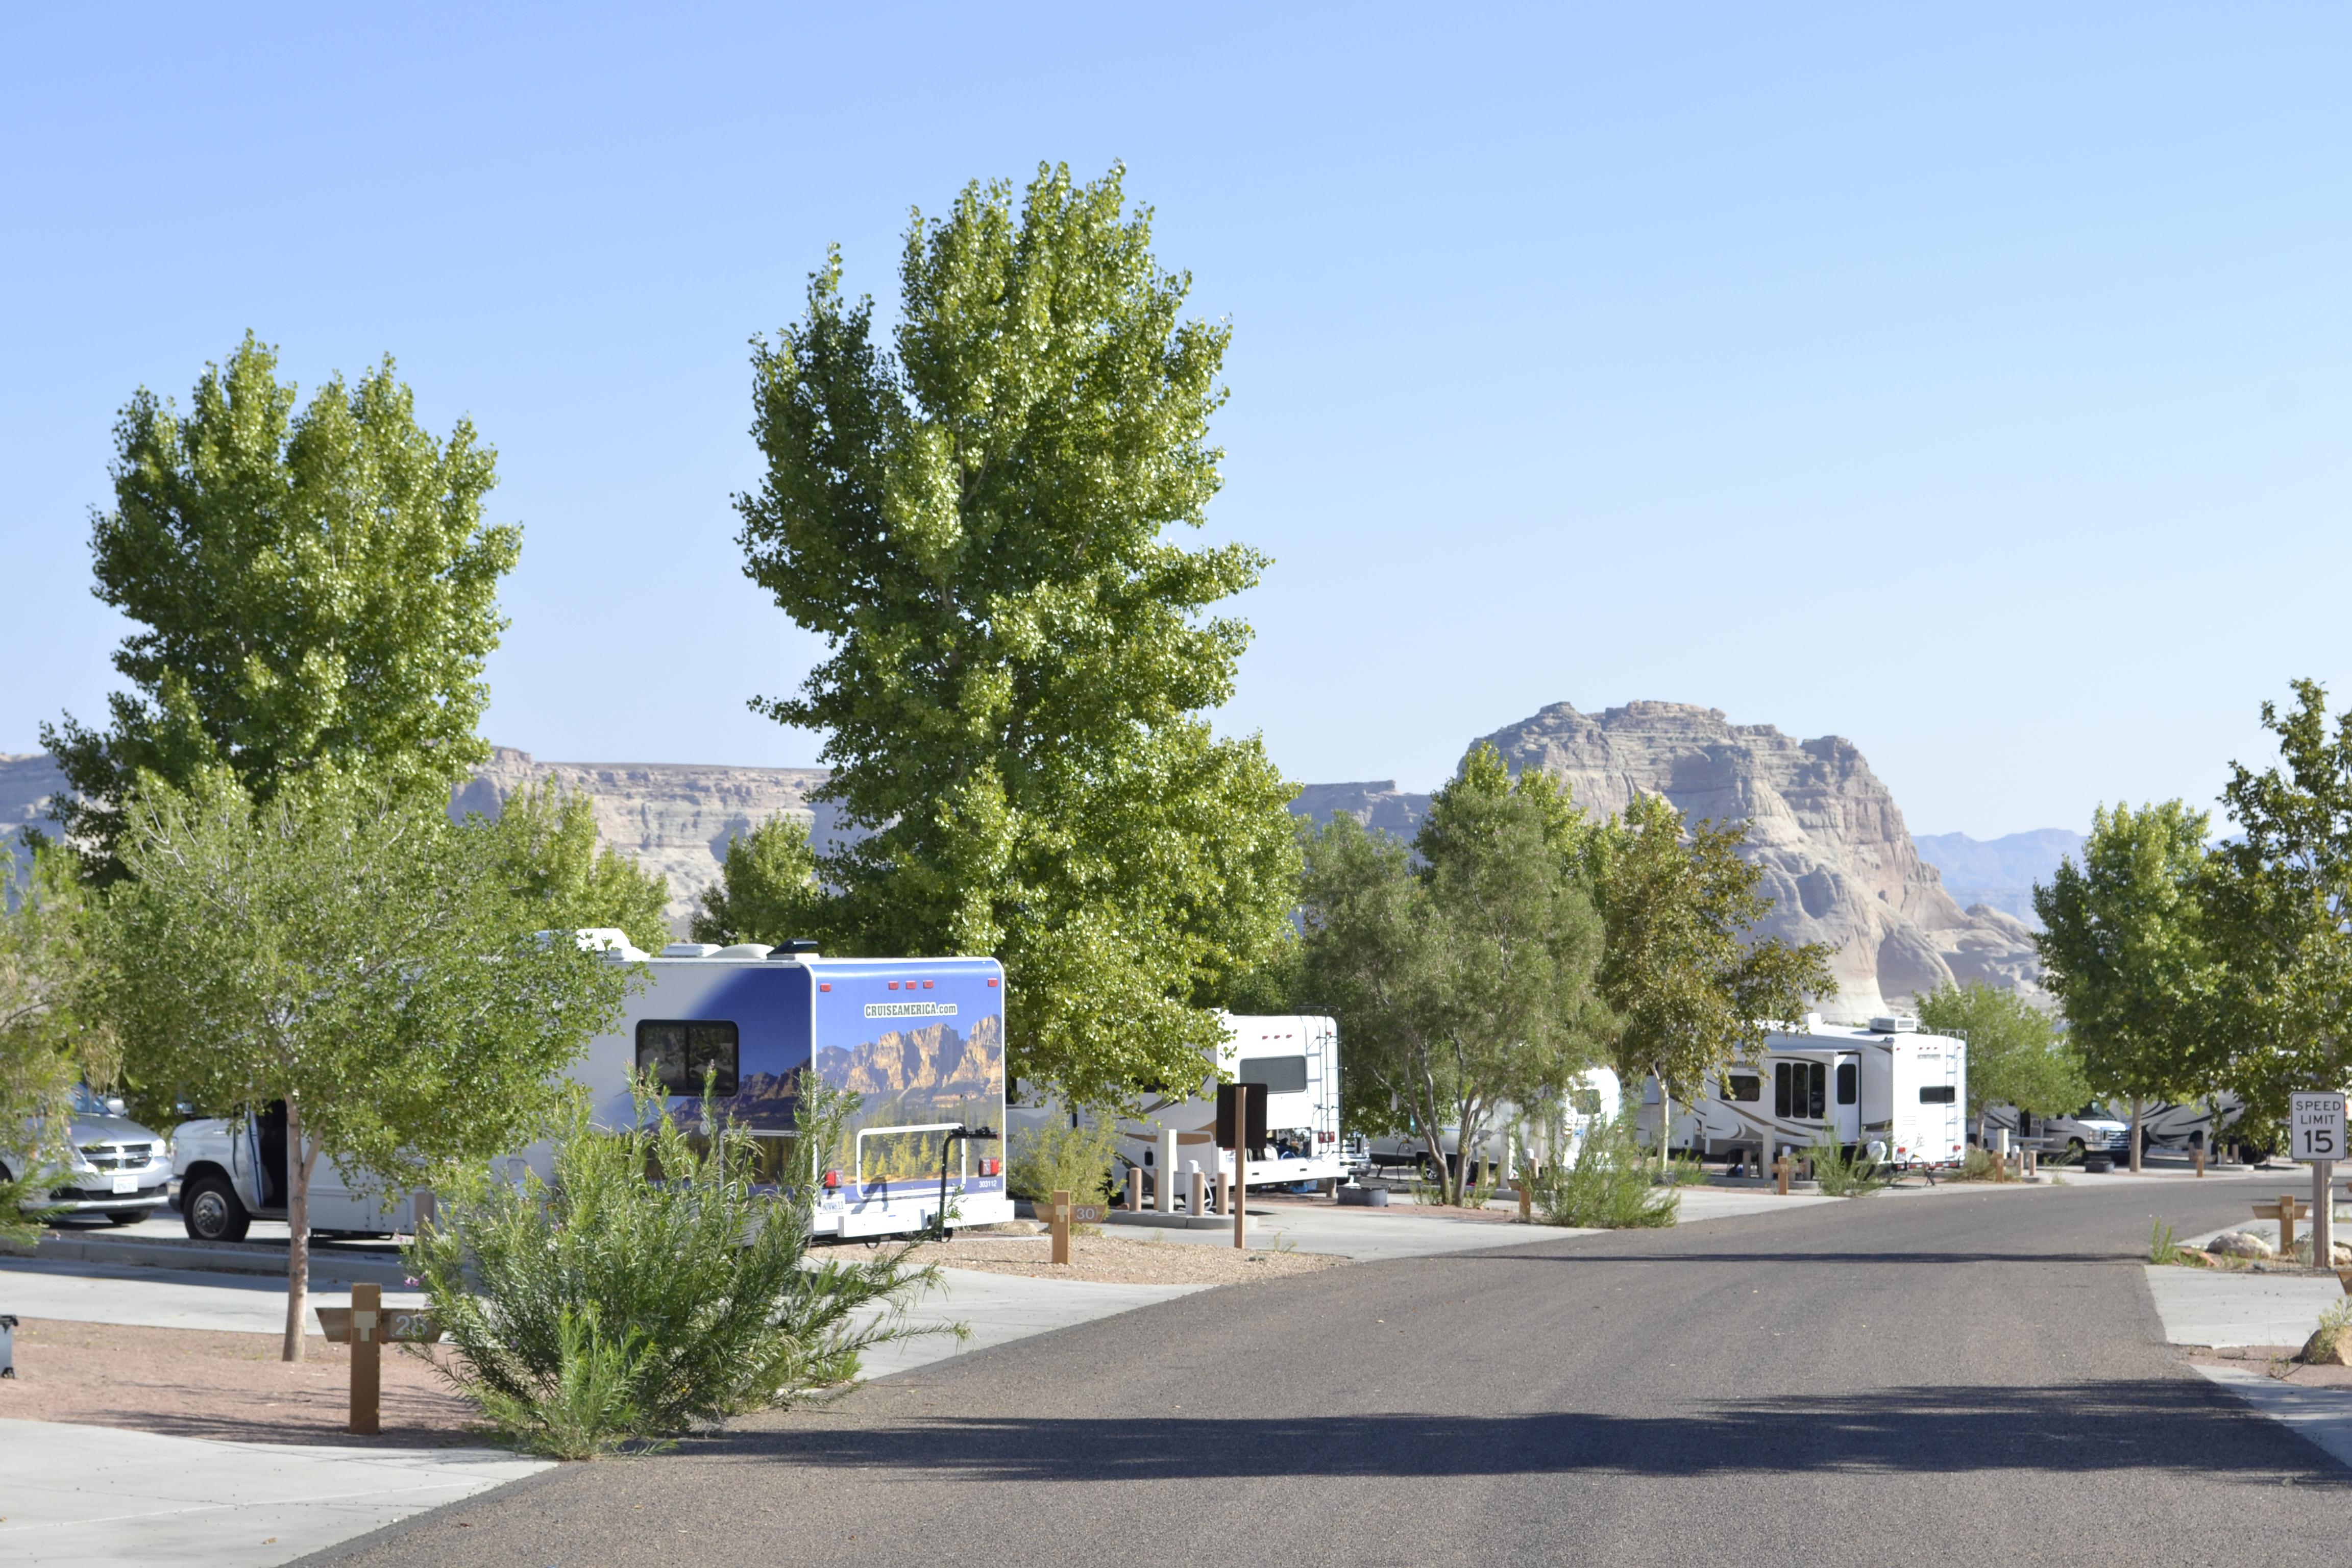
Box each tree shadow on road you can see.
[710,1378,2347,1484]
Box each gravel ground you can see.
[0,1318,486,1447]
[891,1231,1345,1284]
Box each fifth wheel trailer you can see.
[1638,1014,1967,1169]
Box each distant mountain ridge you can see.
[817,1014,1004,1099]
[1910,829,2083,927]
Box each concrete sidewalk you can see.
[0,1257,426,1335]
[0,1418,547,1568]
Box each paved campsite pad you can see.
[892,1231,1345,1284]
[0,1318,485,1447]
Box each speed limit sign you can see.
[2291,1092,2346,1163]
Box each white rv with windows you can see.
[1639,1014,1967,1169]
[1011,1014,1345,1195]
[172,938,1014,1244]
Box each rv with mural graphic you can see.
[172,935,1011,1243]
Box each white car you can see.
[2,1085,173,1226]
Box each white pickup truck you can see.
[170,1102,424,1242]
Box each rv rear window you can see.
[636,1020,740,1096]
[1919,1085,1955,1105]
[1724,1073,1761,1103]
[1237,1055,1309,1094]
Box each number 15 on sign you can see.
[2291,1092,2346,1162]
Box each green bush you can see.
[407,1080,947,1459]
[1808,1132,1890,1198]
[1006,1114,1121,1204]
[1528,1111,1678,1229]
[1950,1146,2020,1184]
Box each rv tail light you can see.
[987,977,999,987]
[979,1157,1001,1177]
[822,1169,842,1190]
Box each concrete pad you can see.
[2143,1264,2345,1347]
[0,1258,425,1335]
[856,1265,1209,1380]
[2190,1364,2352,1473]
[0,1417,546,1568]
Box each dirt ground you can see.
[0,1318,487,1447]
[890,1229,1346,1284]
[2180,1343,2352,1388]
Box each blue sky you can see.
[3,5,2343,838]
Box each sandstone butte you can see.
[1,701,2046,1018]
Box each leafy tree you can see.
[102,768,628,1361]
[1915,981,2088,1141]
[2203,681,2352,1124]
[1587,794,1837,1169]
[44,333,518,875]
[1298,745,1611,1206]
[0,844,116,1243]
[736,163,1300,1106]
[2033,799,2214,1171]
[475,782,672,954]
[690,815,824,946]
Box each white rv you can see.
[173,938,1014,1244]
[1640,1014,1967,1169]
[1010,1014,1344,1196]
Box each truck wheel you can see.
[183,1175,250,1242]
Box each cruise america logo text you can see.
[864,1001,960,1019]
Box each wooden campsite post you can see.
[1126,1167,1142,1211]
[1218,1083,1263,1251]
[1049,1189,1072,1265]
[348,1282,381,1436]
[1774,1152,1792,1196]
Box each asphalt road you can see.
[306,1179,2345,1567]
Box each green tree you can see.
[1298,745,1611,1206]
[476,782,672,954]
[102,768,628,1361]
[2203,681,2352,1124]
[1915,981,2088,1141]
[0,844,116,1243]
[690,815,824,946]
[735,163,1300,1106]
[44,333,518,875]
[2033,799,2214,1172]
[1588,794,1837,1170]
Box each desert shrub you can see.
[1528,1111,1677,1229]
[1950,1146,2019,1184]
[2148,1219,2183,1265]
[1006,1115,1121,1205]
[1808,1132,1890,1198]
[408,1080,946,1458]
[1664,1152,1711,1187]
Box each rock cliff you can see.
[1467,702,2044,1018]
[450,747,843,929]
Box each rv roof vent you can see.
[713,943,773,960]
[769,938,821,957]
[662,942,723,959]
[1869,1013,1920,1035]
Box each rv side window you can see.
[635,1020,741,1096]
[1724,1073,1760,1103]
[1919,1085,1955,1105]
[1237,1056,1309,1094]
[1775,1061,1826,1118]
[1836,1062,1857,1106]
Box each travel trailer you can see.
[1639,1014,1967,1169]
[1010,1014,1344,1197]
[172,937,1013,1244]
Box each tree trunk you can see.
[282,1095,310,1363]
[2129,1098,2143,1174]
[1658,1080,1673,1174]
